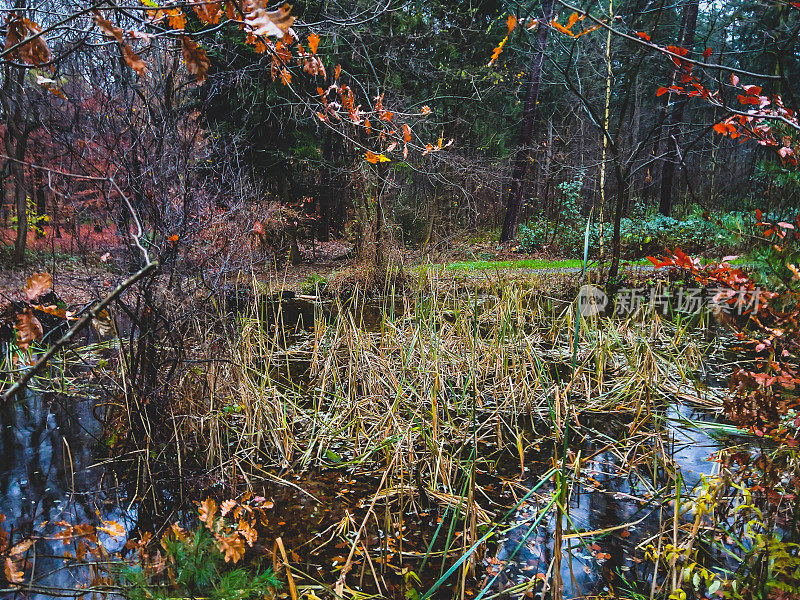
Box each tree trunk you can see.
[500,0,554,242]
[318,130,333,242]
[12,160,27,263]
[658,0,699,216]
[609,162,628,279]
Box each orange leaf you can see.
[215,533,245,562]
[192,0,222,25]
[506,15,518,31]
[198,498,217,529]
[307,32,320,54]
[364,150,390,164]
[403,123,411,143]
[488,35,508,66]
[24,272,52,302]
[181,36,209,83]
[16,308,43,352]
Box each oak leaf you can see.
[4,16,51,66]
[215,532,245,562]
[192,0,222,24]
[16,308,43,351]
[199,498,217,529]
[220,499,237,516]
[4,557,23,584]
[181,36,210,83]
[307,32,320,54]
[24,272,52,302]
[242,1,294,38]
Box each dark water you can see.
[488,403,724,597]
[1,388,133,598]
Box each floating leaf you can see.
[16,308,43,351]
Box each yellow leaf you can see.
[364,150,390,163]
[98,520,125,539]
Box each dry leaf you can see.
[16,308,43,351]
[4,557,23,584]
[24,272,52,301]
[237,520,257,546]
[7,539,33,556]
[181,35,209,83]
[198,498,217,529]
[4,16,51,66]
[307,32,320,54]
[364,150,390,164]
[192,0,222,24]
[220,499,237,516]
[98,520,125,539]
[92,309,115,338]
[242,1,294,38]
[94,12,147,76]
[215,532,245,562]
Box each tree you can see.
[500,0,554,243]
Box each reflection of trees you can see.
[0,389,106,597]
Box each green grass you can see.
[441,258,652,271]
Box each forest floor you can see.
[0,233,662,305]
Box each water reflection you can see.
[491,406,722,598]
[0,389,131,599]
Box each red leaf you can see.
[636,31,651,41]
[730,73,740,86]
[702,47,712,59]
[656,87,669,97]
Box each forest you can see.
[1,0,799,598]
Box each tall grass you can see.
[174,268,720,599]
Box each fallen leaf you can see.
[24,272,52,301]
[16,308,43,351]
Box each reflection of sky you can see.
[487,406,724,598]
[0,390,133,599]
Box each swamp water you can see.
[0,294,743,599]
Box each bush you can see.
[518,206,753,259]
